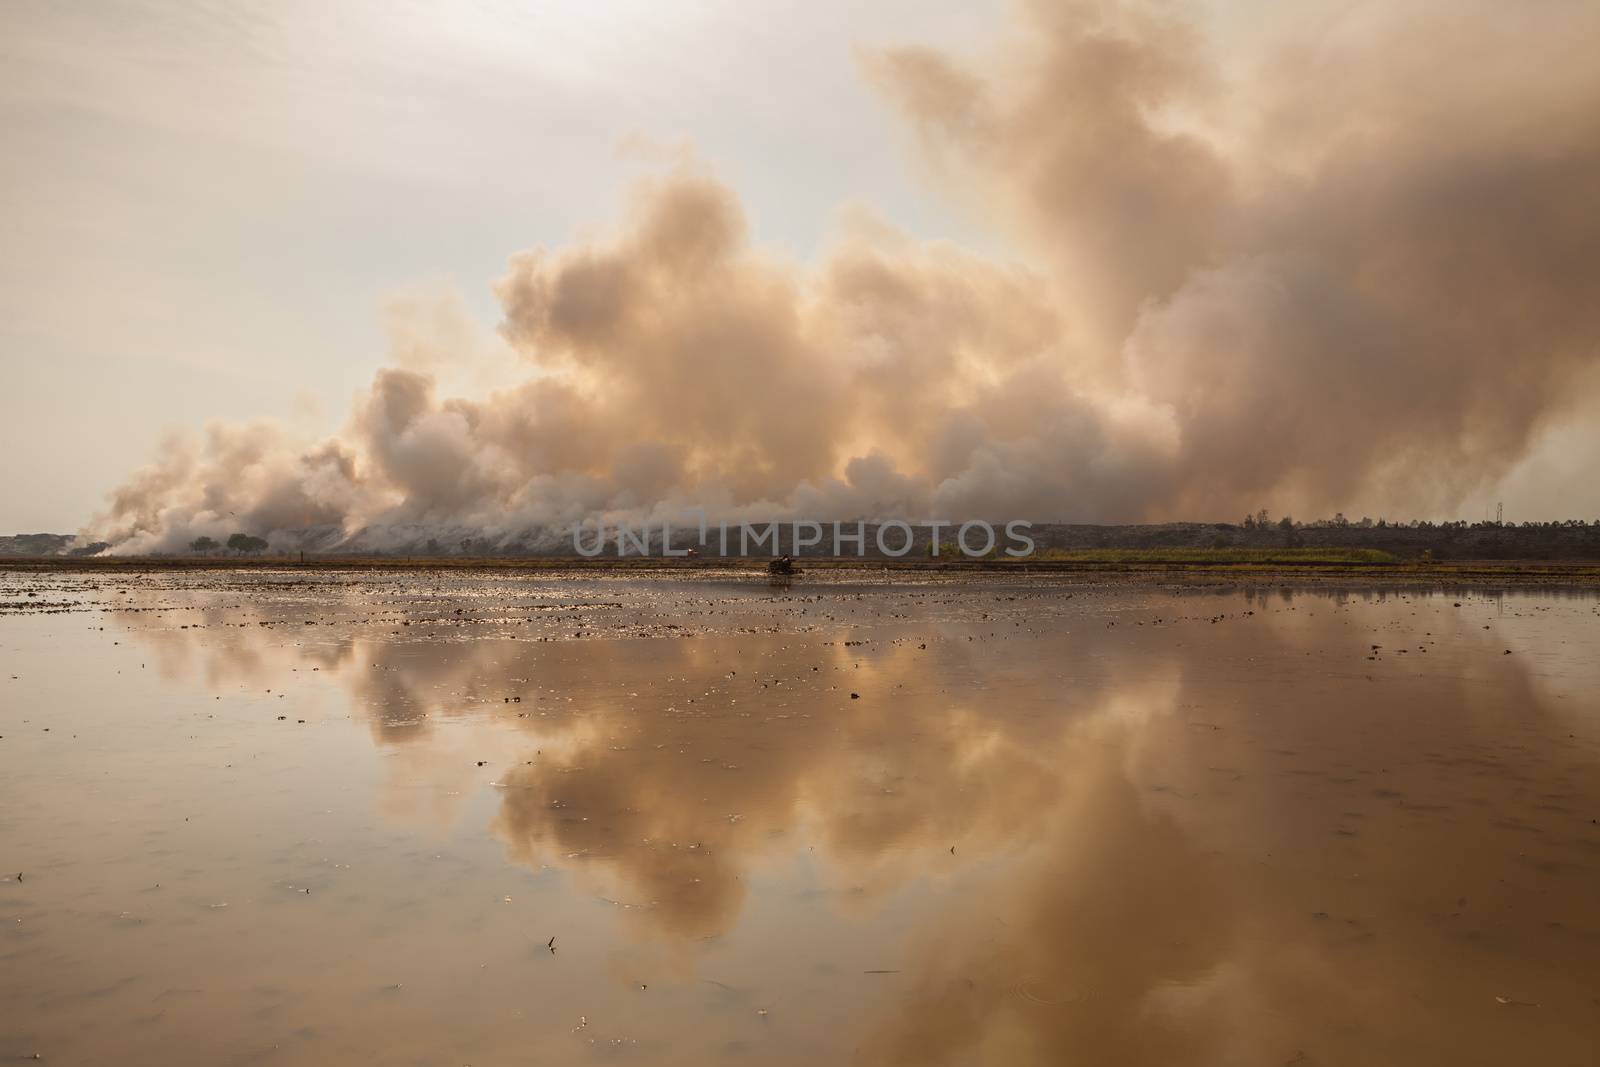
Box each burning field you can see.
[77,0,1600,554]
[7,3,1600,1064]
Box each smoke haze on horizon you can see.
[60,1,1600,551]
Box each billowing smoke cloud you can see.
[88,0,1600,552]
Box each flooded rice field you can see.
[2,568,1599,1065]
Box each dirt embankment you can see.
[4,554,1600,587]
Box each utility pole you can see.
[1496,501,1503,526]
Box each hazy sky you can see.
[3,0,1595,535]
[1,0,1008,531]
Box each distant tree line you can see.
[156,515,1600,562]
[1242,511,1599,531]
[1223,512,1600,559]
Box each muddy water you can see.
[2,570,1599,1065]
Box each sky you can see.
[2,0,1597,539]
[1,0,1005,532]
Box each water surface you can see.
[3,570,1599,1064]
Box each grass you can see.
[1028,547,1400,565]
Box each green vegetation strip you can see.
[1029,547,1399,565]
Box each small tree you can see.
[189,536,219,554]
[226,533,270,555]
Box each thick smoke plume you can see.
[90,0,1600,553]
